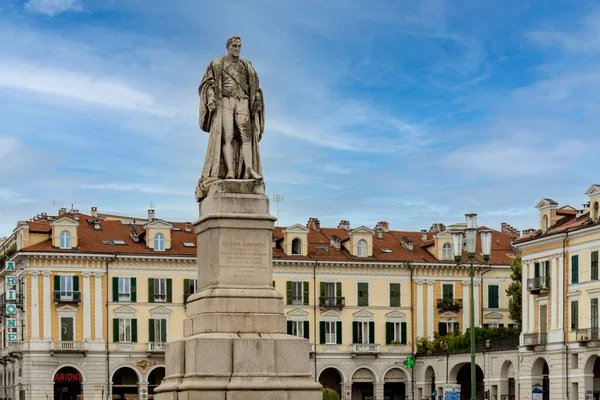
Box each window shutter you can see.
[167,279,172,303]
[336,321,342,344]
[368,321,375,344]
[287,321,293,335]
[303,321,309,339]
[272,281,275,288]
[148,278,155,303]
[400,322,407,345]
[73,276,79,292]
[112,277,119,302]
[489,286,499,308]
[319,321,326,344]
[131,319,137,343]
[443,285,453,300]
[572,255,579,284]
[454,323,460,333]
[303,282,309,306]
[438,322,447,336]
[161,319,167,342]
[534,262,540,278]
[386,322,391,344]
[54,275,60,291]
[336,282,342,297]
[184,278,190,303]
[149,319,155,342]
[352,321,359,344]
[545,261,550,278]
[130,278,137,303]
[113,319,119,343]
[320,282,325,297]
[286,281,292,305]
[358,283,368,307]
[390,283,400,307]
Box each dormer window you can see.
[154,233,165,251]
[60,231,71,249]
[291,238,302,255]
[442,243,452,260]
[357,239,368,257]
[543,215,549,231]
[594,202,599,221]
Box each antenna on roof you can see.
[150,200,155,209]
[272,194,283,227]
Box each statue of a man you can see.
[195,35,265,202]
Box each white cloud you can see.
[527,13,600,54]
[0,137,18,159]
[25,0,83,16]
[0,60,173,116]
[80,183,189,196]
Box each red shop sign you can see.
[54,372,83,383]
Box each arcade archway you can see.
[352,368,375,399]
[112,366,140,400]
[53,366,83,400]
[531,358,549,400]
[454,363,484,400]
[148,366,165,397]
[584,355,600,399]
[500,360,516,400]
[383,368,407,400]
[319,367,343,396]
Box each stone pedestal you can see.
[156,180,322,400]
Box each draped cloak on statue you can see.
[195,56,265,202]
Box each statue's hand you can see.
[253,99,262,112]
[207,101,216,112]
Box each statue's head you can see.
[226,35,242,58]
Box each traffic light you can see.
[483,390,489,399]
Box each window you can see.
[287,281,308,306]
[60,317,74,341]
[592,251,599,281]
[154,278,166,302]
[154,233,165,251]
[442,284,454,301]
[488,285,499,308]
[118,277,131,302]
[442,243,452,260]
[389,283,401,307]
[323,321,338,344]
[357,239,368,257]
[543,215,549,231]
[357,282,369,307]
[592,298,599,331]
[571,301,579,331]
[182,242,195,247]
[483,323,503,329]
[150,319,167,343]
[119,318,133,342]
[594,202,599,221]
[291,238,302,255]
[355,321,370,344]
[319,281,342,307]
[572,255,579,284]
[292,281,303,305]
[287,320,309,339]
[540,304,548,334]
[60,276,73,300]
[59,231,71,249]
[183,278,197,303]
[386,321,407,345]
[437,321,459,336]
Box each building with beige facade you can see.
[0,207,518,400]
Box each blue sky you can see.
[0,0,598,237]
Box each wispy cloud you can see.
[24,0,83,16]
[80,183,189,197]
[527,13,600,54]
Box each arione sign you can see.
[6,261,15,271]
[54,372,83,383]
[5,303,17,314]
[5,275,16,286]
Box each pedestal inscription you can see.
[220,239,268,281]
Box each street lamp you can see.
[452,214,492,400]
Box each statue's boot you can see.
[223,142,235,179]
[242,142,263,180]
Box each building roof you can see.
[514,212,597,244]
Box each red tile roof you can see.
[514,212,598,244]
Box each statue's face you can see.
[227,39,242,57]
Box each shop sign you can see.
[54,372,83,383]
[6,261,15,271]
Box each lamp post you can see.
[452,214,492,400]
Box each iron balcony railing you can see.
[523,332,548,346]
[527,276,550,292]
[576,328,600,342]
[53,291,81,303]
[319,296,345,308]
[437,298,463,312]
[351,343,381,354]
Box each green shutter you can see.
[161,319,167,342]
[286,281,292,305]
[287,321,293,335]
[336,282,342,297]
[149,319,155,342]
[386,322,392,344]
[545,261,550,277]
[368,321,375,344]
[572,255,579,284]
[303,321,309,339]
[303,282,309,306]
[184,279,190,295]
[272,280,275,288]
[112,277,119,302]
[454,323,460,333]
[131,319,137,343]
[167,278,172,303]
[320,321,326,344]
[54,275,60,291]
[390,283,401,307]
[148,278,155,303]
[113,319,119,343]
[73,276,79,292]
[489,285,499,308]
[400,322,407,345]
[336,321,342,344]
[130,278,137,302]
[358,283,369,307]
[352,321,359,344]
[443,285,453,300]
[320,282,325,297]
[535,262,540,278]
[438,322,447,336]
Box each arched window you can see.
[594,202,599,221]
[291,238,302,255]
[357,239,368,257]
[59,231,71,249]
[543,215,549,231]
[154,233,165,251]
[442,243,452,260]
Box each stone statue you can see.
[195,35,265,202]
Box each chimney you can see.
[429,223,445,233]
[420,230,428,242]
[375,227,384,240]
[91,207,98,218]
[338,220,350,231]
[148,209,156,220]
[375,221,389,233]
[59,208,67,215]
[401,236,414,251]
[130,226,140,243]
[307,217,321,231]
[184,222,192,233]
[41,212,47,219]
[330,235,341,250]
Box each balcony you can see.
[437,298,463,313]
[576,328,600,342]
[319,296,345,308]
[51,341,86,355]
[351,343,380,356]
[53,291,81,304]
[527,276,550,294]
[147,342,166,353]
[523,332,548,347]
